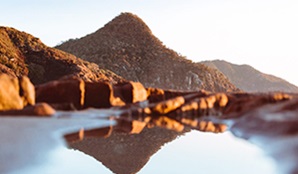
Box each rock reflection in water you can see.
[70,127,185,174]
[66,114,274,174]
[67,129,276,174]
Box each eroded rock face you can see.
[36,79,85,109]
[36,79,148,110]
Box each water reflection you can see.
[24,130,276,174]
[140,131,276,174]
[68,126,276,174]
[70,127,183,174]
[18,147,111,174]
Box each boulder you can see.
[35,79,85,109]
[19,76,35,106]
[0,103,55,116]
[113,81,147,104]
[84,82,125,108]
[146,87,165,102]
[0,74,23,110]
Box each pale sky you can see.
[2,0,298,86]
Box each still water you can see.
[21,131,276,174]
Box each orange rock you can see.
[0,74,23,110]
[146,87,165,102]
[223,92,291,118]
[151,96,185,115]
[84,82,125,108]
[215,93,229,107]
[0,102,55,116]
[130,82,147,103]
[31,103,56,116]
[113,81,147,104]
[19,76,35,106]
[36,79,85,109]
[168,93,228,118]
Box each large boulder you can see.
[0,103,55,116]
[19,76,35,106]
[0,74,35,111]
[0,74,23,110]
[35,79,85,109]
[113,82,147,104]
[84,82,124,108]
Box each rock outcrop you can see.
[0,75,298,173]
[33,77,295,136]
[201,59,298,93]
[36,79,147,110]
[0,27,124,85]
[56,13,238,92]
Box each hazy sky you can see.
[2,0,298,86]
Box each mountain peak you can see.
[100,12,153,37]
[57,13,238,92]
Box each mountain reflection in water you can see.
[64,116,275,174]
[34,96,278,174]
[25,131,276,174]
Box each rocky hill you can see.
[201,59,298,93]
[0,27,124,85]
[56,13,238,92]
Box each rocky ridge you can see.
[201,59,298,93]
[0,27,124,85]
[57,13,238,92]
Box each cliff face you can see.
[56,13,238,92]
[201,60,298,93]
[0,27,124,85]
